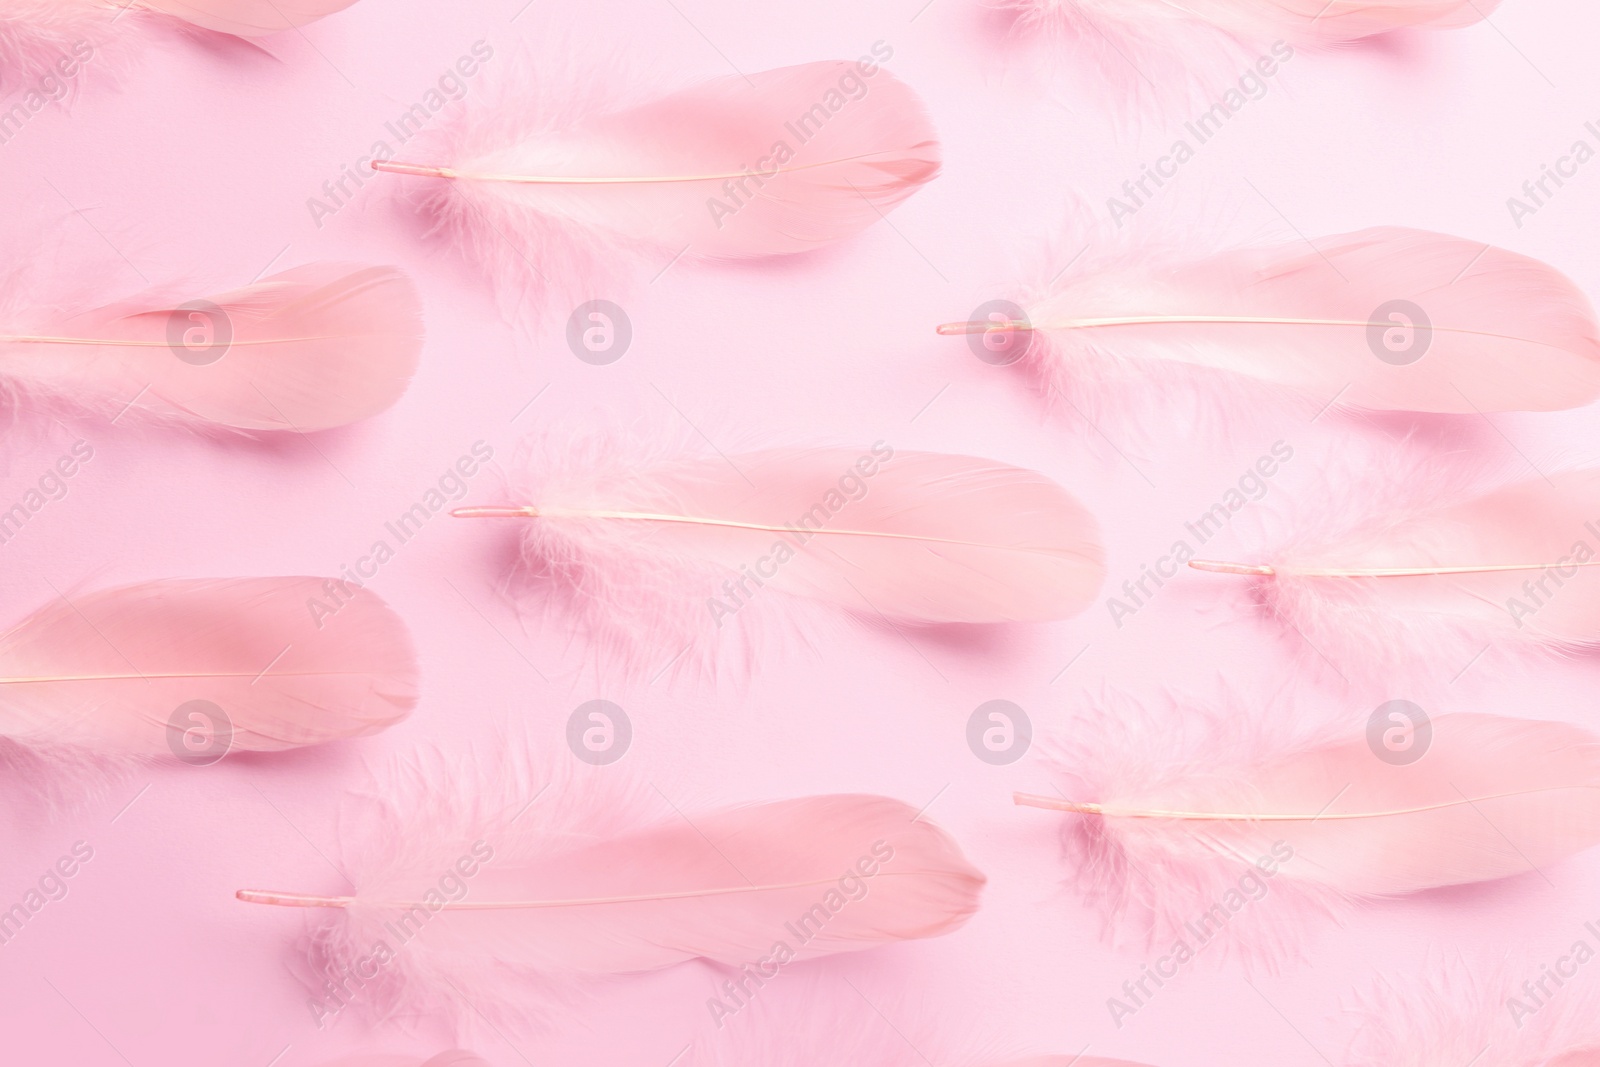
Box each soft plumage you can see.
[997,0,1499,55]
[1191,469,1600,679]
[1026,697,1600,962]
[698,972,1152,1067]
[0,577,418,761]
[238,757,985,1029]
[948,228,1600,426]
[456,429,1105,674]
[376,58,939,302]
[1,263,422,432]
[1,0,360,88]
[1348,958,1600,1067]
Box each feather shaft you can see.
[1014,788,1600,822]
[373,152,904,186]
[936,315,1564,348]
[240,872,946,911]
[455,503,1089,555]
[1189,558,1600,578]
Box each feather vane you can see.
[2,263,422,432]
[0,577,418,758]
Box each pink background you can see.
[4,1,1600,1064]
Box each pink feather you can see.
[374,59,940,301]
[0,577,417,760]
[1,0,358,89]
[455,431,1105,674]
[237,758,984,1029]
[1,263,422,432]
[313,1056,489,1067]
[997,0,1499,53]
[946,228,1600,421]
[1190,469,1600,677]
[1349,958,1600,1067]
[1025,699,1600,960]
[138,0,360,35]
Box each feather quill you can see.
[1189,469,1600,676]
[237,761,985,1028]
[1026,700,1600,959]
[456,434,1104,671]
[374,59,940,299]
[1,0,360,88]
[1,263,421,432]
[942,228,1600,419]
[0,577,417,760]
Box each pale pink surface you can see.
[4,3,1600,1066]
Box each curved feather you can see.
[381,59,939,292]
[958,228,1600,416]
[240,784,984,1027]
[467,445,1105,625]
[0,577,417,757]
[0,0,356,89]
[1002,0,1498,46]
[2,263,422,432]
[1024,713,1600,900]
[1191,470,1600,669]
[139,0,360,35]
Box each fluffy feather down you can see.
[1,263,422,432]
[991,228,1600,423]
[1032,696,1600,963]
[1348,958,1600,1067]
[247,758,984,1029]
[1199,469,1600,679]
[383,59,939,303]
[472,429,1104,675]
[0,577,417,760]
[698,973,1151,1067]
